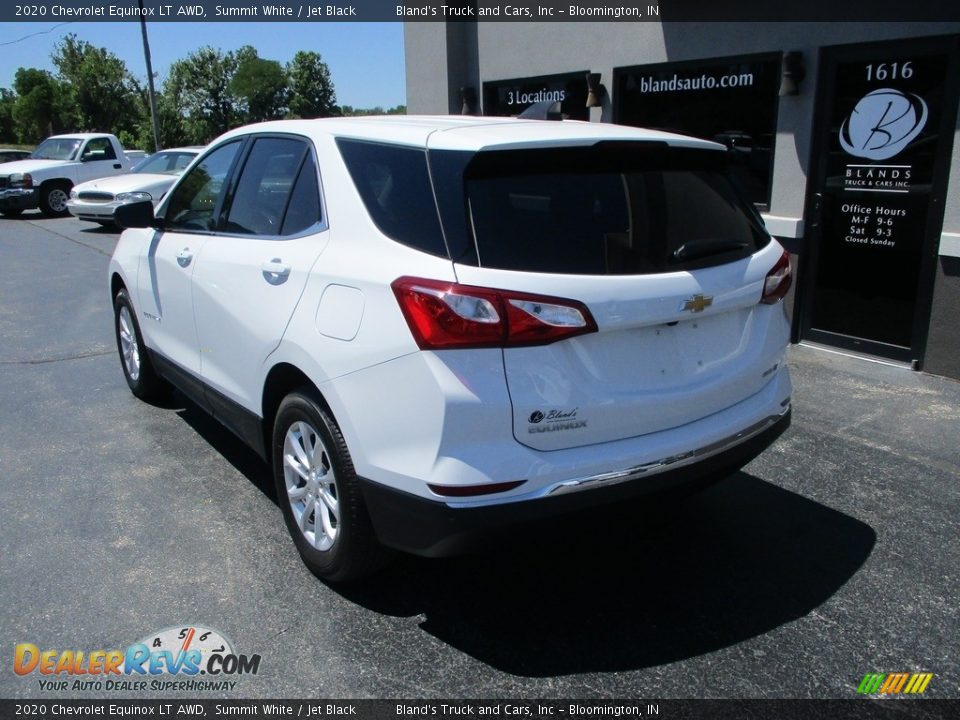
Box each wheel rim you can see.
[118,306,140,381]
[282,420,340,551]
[47,188,68,213]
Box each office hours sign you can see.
[805,40,957,358]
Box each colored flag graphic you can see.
[857,673,933,694]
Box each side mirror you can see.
[115,200,162,230]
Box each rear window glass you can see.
[336,139,447,257]
[281,154,323,235]
[464,145,769,275]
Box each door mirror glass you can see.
[115,200,160,229]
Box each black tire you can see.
[0,209,23,218]
[272,390,389,582]
[113,289,168,401]
[38,182,71,217]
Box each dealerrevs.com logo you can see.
[13,625,261,692]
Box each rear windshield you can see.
[133,151,197,175]
[464,144,769,275]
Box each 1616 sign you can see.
[806,41,954,355]
[830,54,938,251]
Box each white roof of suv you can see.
[216,115,724,153]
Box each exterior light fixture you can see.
[779,51,806,96]
[460,86,478,115]
[586,72,604,108]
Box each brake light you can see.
[391,276,598,349]
[761,250,792,304]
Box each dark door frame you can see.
[796,34,960,367]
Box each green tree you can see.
[164,47,239,144]
[286,51,337,119]
[51,34,143,135]
[149,91,190,150]
[11,68,70,143]
[339,105,406,117]
[230,53,290,123]
[0,88,17,143]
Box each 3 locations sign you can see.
[614,54,780,207]
[483,72,589,120]
[804,39,958,359]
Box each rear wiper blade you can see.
[673,239,750,261]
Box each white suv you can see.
[109,116,793,581]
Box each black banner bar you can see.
[2,1,960,23]
[2,700,960,720]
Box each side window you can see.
[171,153,196,172]
[222,137,308,236]
[280,154,322,236]
[81,137,116,161]
[165,141,242,232]
[336,139,447,257]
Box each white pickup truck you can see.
[0,133,133,218]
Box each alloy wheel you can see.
[117,305,141,381]
[282,420,340,551]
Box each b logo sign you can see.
[839,88,928,161]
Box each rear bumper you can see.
[359,406,791,557]
[0,188,38,211]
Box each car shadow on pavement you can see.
[339,474,876,677]
[161,391,876,677]
[171,391,279,504]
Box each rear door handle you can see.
[261,258,291,284]
[176,249,193,268]
[113,163,122,169]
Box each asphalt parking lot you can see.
[1,212,958,700]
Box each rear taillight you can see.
[391,276,598,350]
[761,250,792,304]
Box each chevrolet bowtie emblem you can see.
[682,294,713,313]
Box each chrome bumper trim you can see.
[546,407,789,498]
[445,405,790,509]
[0,188,36,200]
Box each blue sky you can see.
[0,21,406,109]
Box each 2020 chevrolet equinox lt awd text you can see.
[109,116,793,581]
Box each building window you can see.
[614,53,781,209]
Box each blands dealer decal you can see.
[527,408,587,433]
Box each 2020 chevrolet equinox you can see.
[109,116,793,581]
